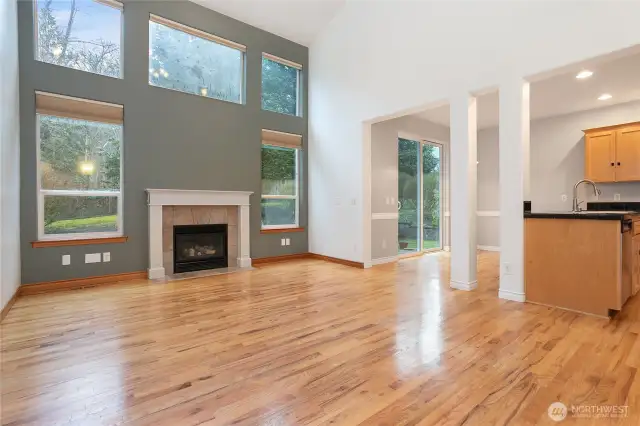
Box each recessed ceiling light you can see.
[576,70,593,79]
[598,93,612,101]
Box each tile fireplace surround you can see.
[146,189,253,279]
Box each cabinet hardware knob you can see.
[611,162,615,166]
[617,162,621,166]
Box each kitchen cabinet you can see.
[584,122,640,183]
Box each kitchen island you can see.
[525,208,640,317]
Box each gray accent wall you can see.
[371,115,450,260]
[477,100,640,247]
[18,0,308,284]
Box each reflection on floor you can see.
[2,251,640,425]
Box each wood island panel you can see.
[525,218,621,317]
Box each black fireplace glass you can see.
[173,224,228,273]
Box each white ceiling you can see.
[191,0,345,46]
[415,51,640,129]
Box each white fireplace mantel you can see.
[145,189,254,279]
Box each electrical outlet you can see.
[103,252,111,262]
[385,197,390,205]
[614,193,621,201]
[285,238,290,246]
[281,238,286,246]
[85,253,101,264]
[382,239,387,249]
[561,194,567,202]
[503,262,512,275]
[62,254,70,266]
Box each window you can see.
[261,130,302,229]
[262,53,302,116]
[35,0,123,78]
[149,15,245,103]
[36,92,123,240]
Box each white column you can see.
[449,92,478,290]
[498,79,530,302]
[237,205,252,267]
[148,204,165,279]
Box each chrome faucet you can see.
[572,179,601,212]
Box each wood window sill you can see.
[260,227,305,234]
[32,236,128,248]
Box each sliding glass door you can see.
[398,138,420,254]
[398,138,442,255]
[422,143,442,251]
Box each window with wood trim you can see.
[261,130,302,229]
[261,53,302,116]
[149,15,246,103]
[36,91,123,240]
[35,0,123,78]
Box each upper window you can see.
[149,15,246,103]
[261,130,302,229]
[35,0,123,78]
[36,92,123,240]
[262,54,302,116]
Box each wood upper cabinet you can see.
[584,122,640,183]
[585,130,615,182]
[616,126,640,181]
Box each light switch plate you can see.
[285,238,290,246]
[103,252,111,262]
[85,253,101,264]
[614,193,621,201]
[62,254,70,266]
[561,194,567,202]
[281,238,286,246]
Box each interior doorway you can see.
[397,137,443,255]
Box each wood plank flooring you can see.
[2,252,640,425]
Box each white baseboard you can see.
[450,280,478,291]
[371,256,398,265]
[477,245,500,252]
[498,289,526,302]
[148,267,166,280]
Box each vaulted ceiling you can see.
[192,0,346,46]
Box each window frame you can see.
[33,0,124,79]
[36,112,124,242]
[261,53,303,117]
[261,144,300,230]
[148,14,247,104]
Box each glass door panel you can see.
[422,143,442,251]
[398,138,420,254]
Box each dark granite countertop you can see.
[524,202,640,220]
[524,211,635,220]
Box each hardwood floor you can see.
[2,251,640,425]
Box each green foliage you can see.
[45,214,117,234]
[262,58,298,115]
[261,146,296,195]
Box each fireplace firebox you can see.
[173,224,228,273]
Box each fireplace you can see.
[173,224,228,273]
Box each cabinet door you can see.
[634,235,640,296]
[615,126,640,182]
[585,131,616,182]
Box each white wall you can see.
[0,0,21,310]
[309,0,640,263]
[477,100,640,247]
[370,115,449,260]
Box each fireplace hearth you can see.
[173,224,228,273]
